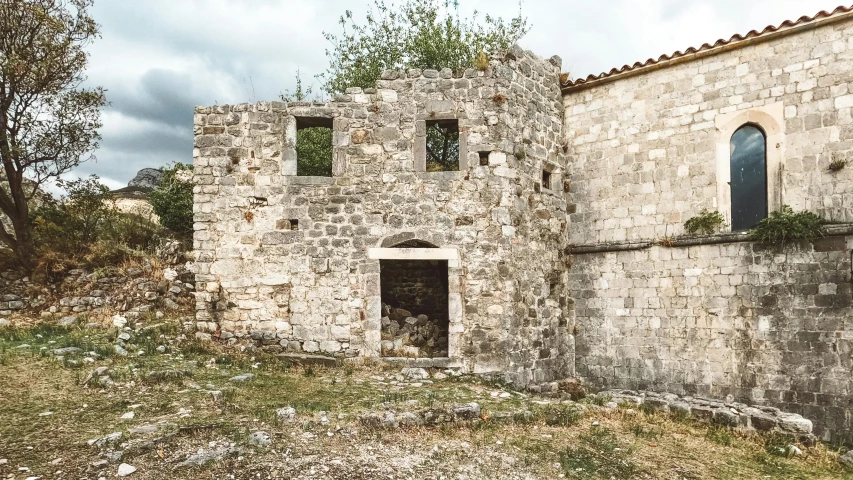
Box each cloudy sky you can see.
[75,0,844,190]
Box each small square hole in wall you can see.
[542,170,552,190]
[296,117,333,177]
[276,219,299,230]
[425,119,459,171]
[478,151,489,166]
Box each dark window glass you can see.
[730,125,767,231]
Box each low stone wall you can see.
[571,230,853,443]
[597,389,815,442]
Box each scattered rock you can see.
[276,406,296,422]
[114,345,128,357]
[452,402,481,421]
[127,425,159,435]
[175,446,235,468]
[398,412,424,426]
[248,431,271,447]
[383,411,398,428]
[121,412,135,420]
[112,315,127,328]
[400,367,430,380]
[163,268,178,281]
[117,462,136,476]
[88,432,122,447]
[230,373,254,382]
[58,315,78,326]
[359,413,383,429]
[841,450,853,466]
[52,346,81,356]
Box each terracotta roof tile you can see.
[561,5,853,90]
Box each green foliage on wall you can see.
[684,209,725,235]
[749,205,826,245]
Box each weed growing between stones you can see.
[828,157,847,172]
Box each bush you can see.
[28,175,161,280]
[31,176,115,255]
[149,163,194,238]
[684,209,725,235]
[749,205,825,245]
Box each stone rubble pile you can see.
[379,303,448,357]
[0,260,195,324]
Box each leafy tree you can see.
[321,0,529,94]
[281,70,333,177]
[149,163,194,238]
[0,0,106,271]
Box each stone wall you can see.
[193,47,574,385]
[571,232,853,443]
[563,15,853,443]
[563,16,853,245]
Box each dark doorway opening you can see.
[379,259,449,358]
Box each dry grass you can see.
[0,323,851,479]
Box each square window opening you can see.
[478,151,490,166]
[542,169,552,190]
[276,219,299,230]
[379,259,449,358]
[425,119,459,172]
[296,117,333,177]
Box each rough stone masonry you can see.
[192,46,574,387]
[194,8,853,443]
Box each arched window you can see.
[730,124,767,231]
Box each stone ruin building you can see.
[193,6,853,442]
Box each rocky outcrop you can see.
[127,168,163,190]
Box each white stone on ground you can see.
[117,463,136,476]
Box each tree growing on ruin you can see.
[321,0,530,94]
[0,0,106,271]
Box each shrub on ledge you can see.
[750,205,825,245]
[684,209,725,235]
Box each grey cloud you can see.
[108,69,198,127]
[78,0,840,187]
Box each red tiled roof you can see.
[561,5,853,90]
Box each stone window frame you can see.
[540,161,563,196]
[282,114,347,177]
[714,102,785,231]
[363,246,463,361]
[414,112,468,173]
